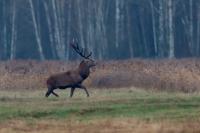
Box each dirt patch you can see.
[0,119,200,133]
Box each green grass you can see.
[0,88,200,122]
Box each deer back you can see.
[47,69,83,88]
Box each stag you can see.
[45,40,96,97]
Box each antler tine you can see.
[86,51,92,58]
[83,47,92,58]
[70,38,92,59]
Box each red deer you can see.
[45,40,96,97]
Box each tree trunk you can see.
[29,0,45,60]
[76,0,85,51]
[97,1,108,59]
[158,0,164,58]
[56,1,66,59]
[115,0,120,48]
[168,0,175,58]
[10,1,17,60]
[94,2,102,59]
[189,0,194,55]
[197,2,200,56]
[86,1,96,58]
[52,0,64,59]
[66,0,72,60]
[139,8,148,57]
[43,1,57,59]
[126,3,134,58]
[3,0,8,59]
[150,0,157,57]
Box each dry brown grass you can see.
[0,119,200,133]
[0,59,200,92]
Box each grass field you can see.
[0,88,200,133]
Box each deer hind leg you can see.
[70,87,75,97]
[52,91,59,97]
[77,85,89,97]
[45,87,59,97]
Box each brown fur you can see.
[45,59,95,97]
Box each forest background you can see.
[0,0,199,60]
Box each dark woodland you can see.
[0,0,199,60]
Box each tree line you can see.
[0,0,199,60]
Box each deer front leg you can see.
[45,87,52,97]
[70,87,75,97]
[77,85,89,97]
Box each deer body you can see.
[46,59,95,97]
[45,39,95,98]
[47,71,82,89]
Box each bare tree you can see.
[85,1,96,58]
[150,0,158,56]
[3,0,8,59]
[115,0,120,48]
[43,1,57,59]
[10,1,17,60]
[189,0,194,55]
[29,0,45,60]
[51,0,65,59]
[158,0,165,57]
[56,0,66,59]
[126,3,133,58]
[66,0,72,60]
[139,5,148,57]
[168,0,175,58]
[197,2,200,55]
[95,0,108,59]
[76,0,85,51]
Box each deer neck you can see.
[78,65,90,80]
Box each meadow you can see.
[0,88,200,133]
[0,59,200,133]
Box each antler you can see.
[70,38,92,59]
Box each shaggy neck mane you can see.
[78,61,90,79]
